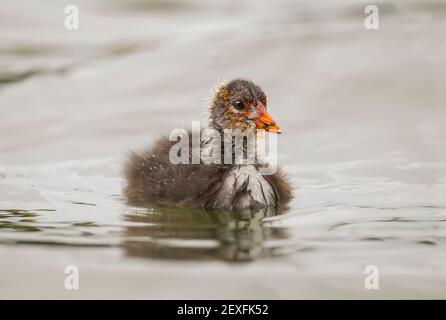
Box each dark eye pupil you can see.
[234,101,244,110]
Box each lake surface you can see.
[0,0,445,298]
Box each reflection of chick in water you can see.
[122,205,292,262]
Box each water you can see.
[0,0,445,298]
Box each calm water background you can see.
[0,0,445,298]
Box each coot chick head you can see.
[210,79,281,134]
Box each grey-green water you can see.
[0,0,445,298]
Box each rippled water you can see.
[1,0,445,298]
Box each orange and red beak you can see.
[254,102,282,134]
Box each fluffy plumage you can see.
[124,79,293,211]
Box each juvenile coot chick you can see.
[124,79,292,211]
